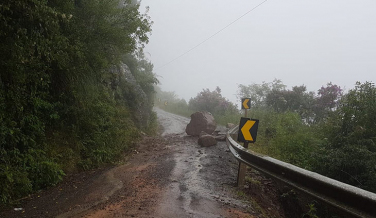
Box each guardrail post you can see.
[237,162,246,187]
[237,142,249,187]
[237,101,250,188]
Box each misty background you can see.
[140,0,376,104]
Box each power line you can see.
[155,0,268,70]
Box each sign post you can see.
[237,98,258,187]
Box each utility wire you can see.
[155,0,268,70]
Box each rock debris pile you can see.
[186,111,228,147]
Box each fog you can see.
[140,0,376,103]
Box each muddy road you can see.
[2,108,268,218]
[154,108,256,217]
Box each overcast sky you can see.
[140,0,376,104]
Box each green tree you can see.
[312,82,376,192]
[265,85,315,122]
[237,79,286,108]
[0,0,72,204]
[189,87,238,116]
[154,86,179,104]
[312,82,343,123]
[0,0,156,204]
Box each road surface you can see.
[1,108,268,218]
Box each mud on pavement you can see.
[1,108,272,218]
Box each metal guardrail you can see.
[226,125,376,218]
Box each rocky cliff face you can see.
[109,62,150,129]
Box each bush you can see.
[189,87,238,117]
[0,148,64,203]
[248,109,320,168]
[310,82,376,192]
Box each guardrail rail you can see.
[226,125,376,218]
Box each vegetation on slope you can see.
[0,0,157,205]
[156,80,376,193]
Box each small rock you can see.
[198,135,217,147]
[226,123,235,129]
[199,131,209,137]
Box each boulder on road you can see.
[214,135,226,141]
[186,112,216,136]
[198,134,217,147]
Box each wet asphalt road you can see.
[154,108,256,218]
[1,108,260,218]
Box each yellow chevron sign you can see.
[241,120,256,141]
[241,98,251,109]
[237,117,259,143]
